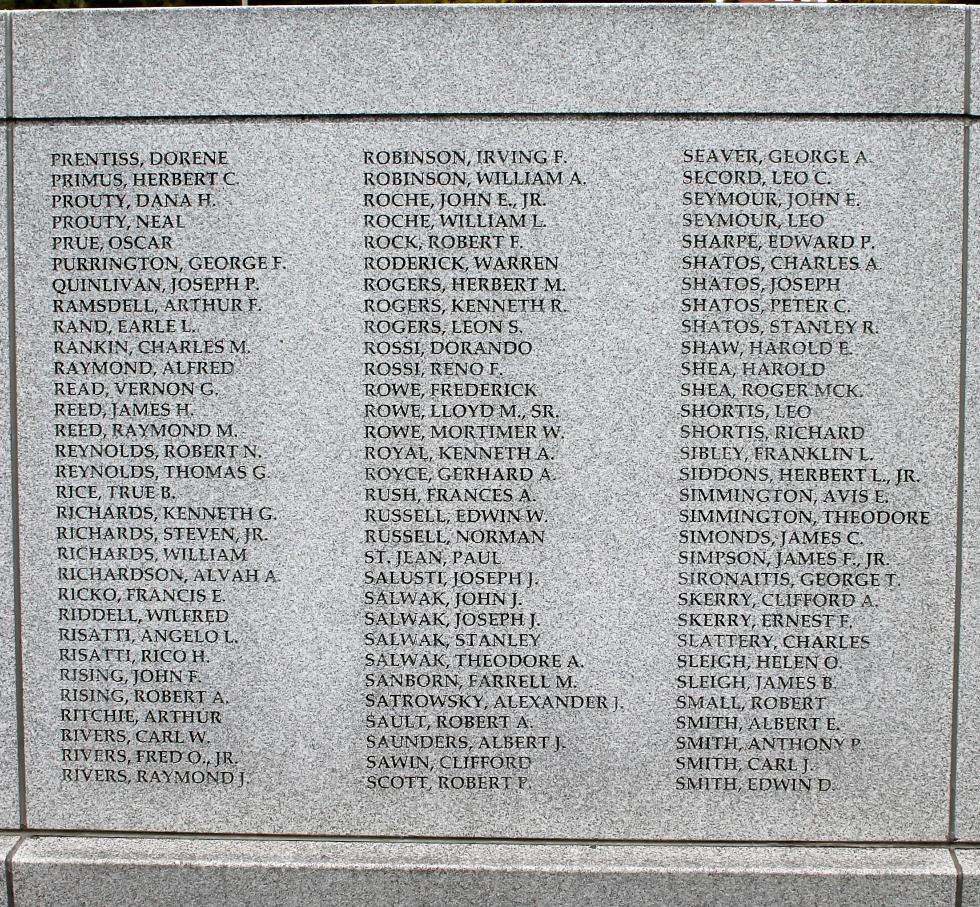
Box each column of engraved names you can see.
[48,148,280,792]
[674,144,930,795]
[360,146,613,796]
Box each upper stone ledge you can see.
[8,4,967,120]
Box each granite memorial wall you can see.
[0,2,976,904]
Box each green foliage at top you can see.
[365,0,521,3]
[366,0,523,4]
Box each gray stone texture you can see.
[0,15,9,121]
[957,848,980,907]
[15,116,962,839]
[9,4,965,119]
[0,836,16,906]
[972,6,980,116]
[8,838,957,907]
[0,131,19,832]
[958,122,980,843]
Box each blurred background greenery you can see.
[0,0,954,8]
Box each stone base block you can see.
[7,838,958,907]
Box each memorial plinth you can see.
[0,4,975,905]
